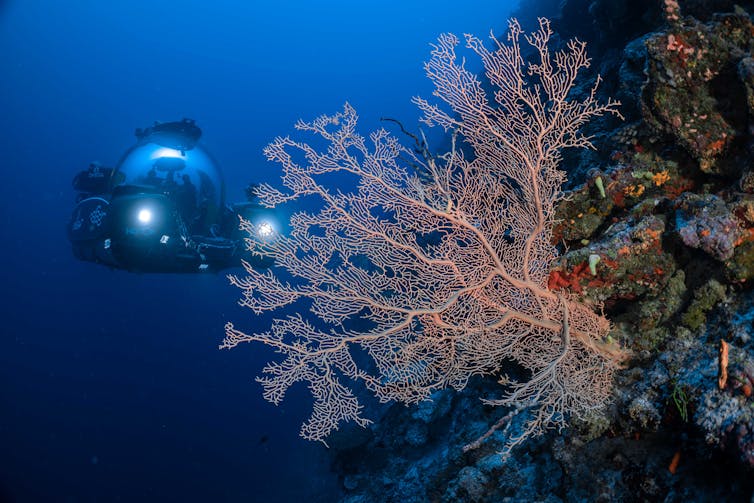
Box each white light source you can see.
[137,208,152,224]
[150,147,184,160]
[257,221,274,238]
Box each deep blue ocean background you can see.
[0,1,517,500]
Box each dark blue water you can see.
[0,1,516,500]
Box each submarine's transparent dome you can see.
[115,140,225,215]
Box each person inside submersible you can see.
[66,118,277,273]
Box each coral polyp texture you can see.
[223,18,625,454]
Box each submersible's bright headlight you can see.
[257,221,274,238]
[137,208,153,224]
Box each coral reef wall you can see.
[328,1,754,501]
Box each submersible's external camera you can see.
[67,118,277,272]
